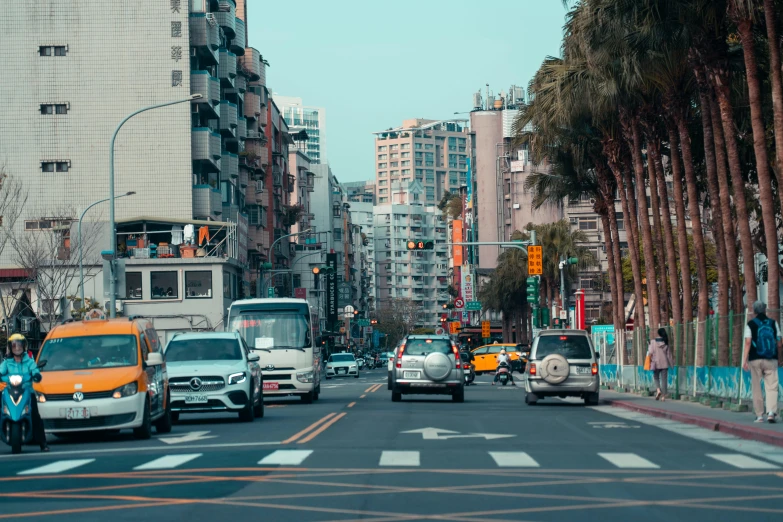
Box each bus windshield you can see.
[229,311,311,350]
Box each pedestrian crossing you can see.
[8,450,780,475]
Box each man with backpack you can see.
[742,301,782,423]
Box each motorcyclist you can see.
[492,349,516,386]
[0,334,48,452]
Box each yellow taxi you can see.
[471,343,524,374]
[35,312,171,439]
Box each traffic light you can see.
[566,257,578,265]
[526,276,539,304]
[353,310,359,316]
[370,319,378,325]
[407,240,434,250]
[312,266,334,275]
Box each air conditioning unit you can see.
[103,300,124,314]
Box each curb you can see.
[603,398,783,449]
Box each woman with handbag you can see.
[647,328,674,401]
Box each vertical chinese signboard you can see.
[527,245,543,276]
[326,253,337,330]
[453,220,463,267]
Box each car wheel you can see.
[238,389,255,422]
[387,372,392,390]
[354,372,360,379]
[154,391,173,434]
[391,390,402,402]
[452,389,465,403]
[171,412,180,423]
[525,392,539,405]
[584,392,599,406]
[253,394,264,418]
[133,399,152,440]
[300,391,314,404]
[326,376,331,380]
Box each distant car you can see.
[326,353,359,379]
[524,329,599,405]
[165,332,263,422]
[388,345,402,390]
[471,343,524,374]
[391,335,465,403]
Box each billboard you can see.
[466,157,473,209]
[453,220,463,266]
[461,268,474,302]
[326,252,338,329]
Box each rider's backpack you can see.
[751,317,778,359]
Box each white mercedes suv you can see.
[165,332,263,422]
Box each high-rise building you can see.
[349,202,377,314]
[274,95,327,164]
[344,181,376,204]
[372,119,469,205]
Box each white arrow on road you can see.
[158,431,217,445]
[401,428,515,440]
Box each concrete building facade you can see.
[274,95,327,164]
[344,181,376,204]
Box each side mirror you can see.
[37,359,48,370]
[247,352,260,362]
[146,352,164,366]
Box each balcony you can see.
[240,48,262,81]
[231,17,246,54]
[220,151,238,181]
[307,173,315,192]
[223,203,240,224]
[193,185,222,219]
[238,168,248,189]
[244,88,261,120]
[234,74,247,94]
[219,101,237,136]
[191,128,221,171]
[272,172,283,188]
[189,14,219,65]
[190,71,219,119]
[254,181,268,204]
[215,0,236,38]
[218,50,237,87]
[236,117,247,139]
[287,174,295,193]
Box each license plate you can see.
[403,371,420,379]
[263,382,279,390]
[66,408,90,420]
[338,368,346,373]
[576,367,592,375]
[185,395,208,404]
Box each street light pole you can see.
[79,192,135,309]
[260,228,312,297]
[108,94,202,318]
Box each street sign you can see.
[454,298,465,309]
[481,320,491,338]
[357,319,370,327]
[294,287,307,299]
[466,301,482,311]
[591,325,615,333]
[560,310,567,319]
[527,245,543,275]
[449,321,461,334]
[435,327,445,335]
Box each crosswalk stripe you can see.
[379,451,420,467]
[258,450,313,466]
[706,454,780,469]
[133,454,202,471]
[489,451,540,468]
[18,459,95,475]
[598,453,660,469]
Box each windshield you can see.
[229,311,311,350]
[535,335,593,359]
[166,338,242,362]
[39,335,138,371]
[405,339,452,355]
[329,354,355,363]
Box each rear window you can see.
[405,339,451,355]
[535,335,593,359]
[165,338,242,362]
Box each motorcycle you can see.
[496,361,511,386]
[1,370,43,454]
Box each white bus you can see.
[227,298,321,403]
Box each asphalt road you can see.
[1,369,783,521]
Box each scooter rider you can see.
[0,334,48,452]
[492,349,516,386]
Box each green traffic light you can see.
[567,257,578,265]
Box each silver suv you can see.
[391,335,464,403]
[524,329,599,405]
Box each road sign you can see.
[466,301,482,311]
[527,245,543,275]
[591,325,615,333]
[401,427,515,440]
[481,320,491,338]
[294,287,307,299]
[357,319,370,327]
[454,298,465,309]
[449,321,460,334]
[435,327,445,335]
[560,310,567,319]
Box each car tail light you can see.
[396,343,406,369]
[451,343,460,369]
[592,362,598,375]
[529,363,537,376]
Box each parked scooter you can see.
[1,368,43,454]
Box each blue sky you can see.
[246,0,567,183]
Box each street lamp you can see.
[108,94,202,317]
[79,192,135,309]
[260,228,312,296]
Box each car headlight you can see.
[228,372,247,385]
[296,371,314,383]
[326,365,333,370]
[112,382,138,399]
[350,364,357,368]
[36,393,46,404]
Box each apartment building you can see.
[349,202,377,314]
[373,119,470,205]
[344,181,376,204]
[274,95,327,164]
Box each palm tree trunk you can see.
[600,209,622,331]
[646,147,670,324]
[762,0,783,225]
[674,112,709,366]
[735,18,780,327]
[697,85,730,367]
[650,141,683,337]
[622,113,661,331]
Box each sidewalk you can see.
[601,389,783,448]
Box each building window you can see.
[125,272,142,300]
[185,271,213,298]
[378,145,387,152]
[40,104,69,115]
[615,212,624,230]
[41,161,70,173]
[333,228,342,240]
[379,180,387,186]
[390,162,399,167]
[151,271,178,299]
[390,153,399,159]
[379,197,388,203]
[401,143,410,150]
[401,160,410,166]
[378,171,387,177]
[378,154,387,160]
[579,218,598,230]
[378,162,387,168]
[39,45,68,56]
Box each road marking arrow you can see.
[401,427,515,440]
[158,431,217,445]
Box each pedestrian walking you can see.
[647,328,674,401]
[742,301,782,424]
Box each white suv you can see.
[165,332,263,421]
